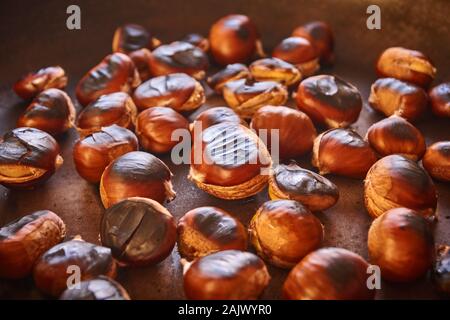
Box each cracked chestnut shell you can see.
[422,141,450,182]
[190,107,244,134]
[14,66,68,100]
[0,127,63,188]
[433,245,450,295]
[368,207,434,282]
[183,250,270,300]
[429,82,450,118]
[364,155,437,218]
[101,197,176,267]
[0,210,66,279]
[181,33,209,52]
[249,200,324,268]
[249,58,301,86]
[112,23,160,53]
[283,247,375,300]
[207,63,250,94]
[128,48,153,81]
[60,276,130,300]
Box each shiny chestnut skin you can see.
[269,161,339,212]
[364,155,437,218]
[368,208,434,282]
[135,106,189,154]
[101,197,176,267]
[296,75,362,128]
[0,210,65,279]
[60,276,130,300]
[312,129,377,179]
[73,125,139,183]
[181,33,209,52]
[249,58,301,86]
[376,47,436,88]
[422,141,450,182]
[100,151,175,208]
[177,207,247,260]
[366,115,426,160]
[76,52,140,106]
[249,200,323,268]
[433,245,450,295]
[190,106,244,134]
[112,23,160,53]
[0,127,63,188]
[283,247,374,300]
[14,66,67,100]
[128,48,153,81]
[250,105,316,159]
[133,73,205,112]
[429,82,450,118]
[207,63,250,94]
[368,78,428,122]
[183,250,270,300]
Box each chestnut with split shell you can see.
[207,63,250,94]
[112,23,160,53]
[14,66,68,100]
[60,276,130,300]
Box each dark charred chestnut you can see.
[14,66,67,100]
[128,48,153,81]
[429,82,450,118]
[433,245,450,295]
[190,106,244,133]
[112,23,160,53]
[422,141,450,182]
[60,276,130,300]
[249,58,301,86]
[207,63,250,94]
[181,33,209,52]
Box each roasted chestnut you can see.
[296,75,362,128]
[249,58,301,86]
[376,47,436,88]
[112,23,160,53]
[283,247,375,300]
[100,151,175,208]
[133,73,205,112]
[429,82,450,118]
[190,106,244,133]
[76,52,140,106]
[73,125,139,183]
[128,48,153,81]
[368,207,434,282]
[312,128,377,178]
[268,161,339,212]
[0,210,65,279]
[422,141,450,182]
[222,79,288,119]
[206,63,250,94]
[60,276,130,300]
[182,250,270,300]
[433,245,450,295]
[0,127,63,188]
[135,106,189,154]
[249,200,323,268]
[181,33,209,52]
[177,207,247,260]
[364,155,437,218]
[14,66,67,100]
[33,238,117,297]
[366,115,426,160]
[250,105,316,159]
[368,77,428,122]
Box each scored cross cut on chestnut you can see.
[14,66,68,100]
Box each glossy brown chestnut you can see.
[368,207,434,282]
[183,250,270,300]
[76,52,140,106]
[429,82,450,118]
[296,75,362,128]
[112,23,160,53]
[376,47,436,87]
[283,247,374,300]
[190,107,245,134]
[250,105,317,159]
[364,155,437,218]
[0,127,63,188]
[422,141,450,182]
[181,33,209,52]
[207,63,250,94]
[433,245,450,295]
[101,197,176,266]
[312,129,377,179]
[0,210,65,279]
[13,66,68,100]
[60,276,130,300]
[135,106,189,154]
[73,125,139,183]
[269,161,339,212]
[100,151,175,208]
[133,73,205,112]
[177,207,247,260]
[128,48,153,81]
[249,58,301,86]
[249,200,323,268]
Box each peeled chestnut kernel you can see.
[376,47,436,88]
[312,129,377,179]
[133,73,205,112]
[429,82,450,118]
[207,63,250,94]
[135,106,189,154]
[100,151,175,208]
[181,33,209,52]
[76,52,141,106]
[364,154,437,218]
[190,107,244,134]
[269,162,339,212]
[112,23,160,53]
[366,115,426,160]
[0,127,63,188]
[296,75,362,128]
[14,66,68,100]
[60,276,130,300]
[250,105,316,159]
[189,123,271,200]
[209,14,263,65]
[249,200,323,268]
[422,141,450,182]
[73,125,139,183]
[223,79,288,119]
[433,245,450,295]
[283,247,374,300]
[183,250,270,300]
[368,207,434,282]
[368,78,428,122]
[0,210,65,279]
[33,238,117,297]
[128,48,153,81]
[249,58,301,86]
